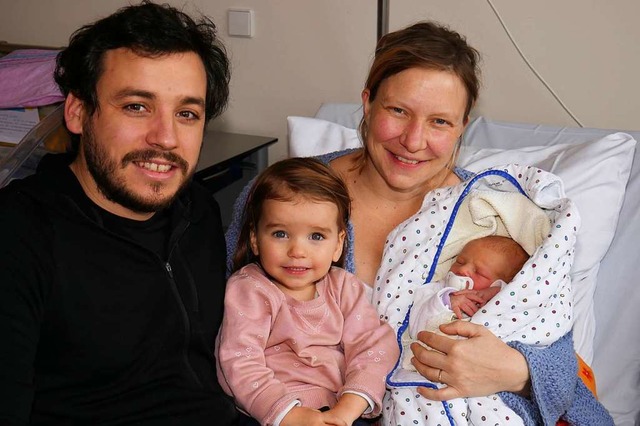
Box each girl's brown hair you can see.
[232,157,351,273]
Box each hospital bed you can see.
[288,103,640,425]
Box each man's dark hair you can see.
[54,0,230,122]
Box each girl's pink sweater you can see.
[216,264,399,425]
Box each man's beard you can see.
[82,120,193,214]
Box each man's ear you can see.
[64,93,86,135]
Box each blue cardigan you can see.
[224,149,613,426]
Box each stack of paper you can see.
[0,107,40,146]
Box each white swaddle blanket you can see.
[435,186,551,278]
[372,164,579,426]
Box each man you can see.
[0,2,237,424]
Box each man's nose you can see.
[147,112,178,150]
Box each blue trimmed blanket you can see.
[373,164,579,426]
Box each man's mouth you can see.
[123,149,188,175]
[136,161,172,173]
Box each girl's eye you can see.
[272,230,287,238]
[310,233,325,241]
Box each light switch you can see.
[228,9,253,38]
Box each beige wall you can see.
[391,0,640,132]
[1,0,638,163]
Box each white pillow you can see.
[458,134,636,362]
[314,103,362,129]
[287,116,637,362]
[287,116,361,157]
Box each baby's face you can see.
[449,240,513,290]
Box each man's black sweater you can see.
[0,156,237,425]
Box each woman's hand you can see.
[410,320,531,401]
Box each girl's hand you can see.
[325,393,369,425]
[281,406,346,426]
[319,411,349,426]
[280,407,349,426]
[409,320,531,401]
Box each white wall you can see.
[0,0,638,163]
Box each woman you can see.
[227,21,607,425]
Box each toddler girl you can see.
[216,158,399,426]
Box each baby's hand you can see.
[451,287,502,318]
[450,291,484,319]
[474,287,500,304]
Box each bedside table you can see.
[195,130,278,228]
[196,130,277,178]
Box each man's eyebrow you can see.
[113,89,205,108]
[181,96,206,108]
[114,89,155,100]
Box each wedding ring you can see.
[437,369,443,383]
